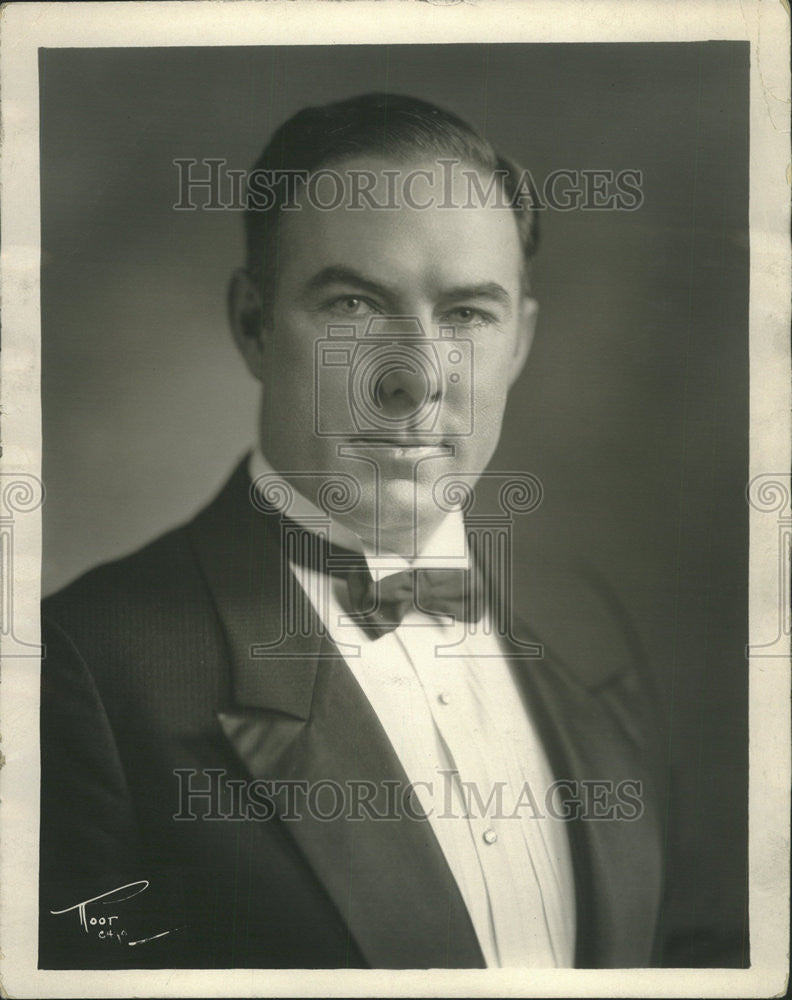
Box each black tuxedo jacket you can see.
[40,458,668,969]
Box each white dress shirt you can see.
[250,450,576,967]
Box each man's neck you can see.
[248,447,469,581]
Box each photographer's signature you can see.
[51,880,183,946]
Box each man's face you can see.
[239,156,535,552]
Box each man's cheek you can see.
[469,388,507,431]
[271,320,316,368]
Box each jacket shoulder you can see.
[44,521,200,623]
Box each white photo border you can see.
[1,1,789,997]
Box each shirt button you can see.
[483,828,498,845]
[438,691,452,705]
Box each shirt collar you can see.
[248,448,469,582]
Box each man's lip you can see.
[347,437,447,447]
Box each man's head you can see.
[229,93,539,553]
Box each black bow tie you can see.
[343,564,483,639]
[284,523,483,639]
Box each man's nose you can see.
[375,348,442,418]
[375,317,443,423]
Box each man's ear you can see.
[508,295,538,388]
[228,268,268,382]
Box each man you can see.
[40,93,667,969]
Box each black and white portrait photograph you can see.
[0,2,788,997]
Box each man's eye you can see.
[443,307,490,327]
[329,296,378,317]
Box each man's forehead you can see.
[277,156,523,289]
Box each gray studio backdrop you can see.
[40,43,749,962]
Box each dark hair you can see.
[244,92,539,309]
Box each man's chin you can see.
[339,481,448,552]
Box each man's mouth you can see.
[347,436,447,448]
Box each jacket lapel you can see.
[505,610,664,968]
[189,460,484,969]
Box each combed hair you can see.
[244,92,539,307]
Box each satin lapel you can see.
[189,462,484,969]
[505,613,663,968]
[218,635,484,969]
[189,461,321,718]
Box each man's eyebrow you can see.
[439,282,513,307]
[303,266,396,299]
[303,268,514,313]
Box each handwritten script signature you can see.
[51,880,182,946]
